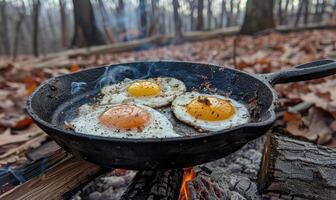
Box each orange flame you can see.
[179,168,196,200]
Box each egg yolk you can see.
[127,81,161,97]
[186,96,236,121]
[99,104,150,130]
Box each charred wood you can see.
[120,169,183,200]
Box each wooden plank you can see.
[0,157,103,200]
[0,147,68,194]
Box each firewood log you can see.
[258,134,336,200]
[120,169,183,200]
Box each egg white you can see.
[69,103,180,138]
[172,92,249,131]
[98,77,186,108]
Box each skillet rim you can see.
[26,60,277,143]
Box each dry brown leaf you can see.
[0,115,33,129]
[283,112,301,123]
[70,63,80,72]
[0,124,43,147]
[285,107,333,145]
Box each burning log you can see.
[258,134,336,200]
[120,169,183,200]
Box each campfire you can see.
[179,168,196,200]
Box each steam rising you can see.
[71,82,87,95]
[70,63,157,95]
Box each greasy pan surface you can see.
[27,60,336,169]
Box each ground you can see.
[0,29,336,174]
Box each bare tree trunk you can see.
[139,0,147,38]
[59,0,67,47]
[116,0,127,41]
[148,0,157,36]
[227,0,234,27]
[314,0,320,22]
[295,0,304,26]
[47,7,57,40]
[278,0,283,25]
[303,0,309,25]
[173,0,183,41]
[196,0,204,30]
[220,0,227,27]
[98,0,114,43]
[32,0,40,57]
[71,0,106,47]
[188,0,196,30]
[0,0,11,55]
[236,0,242,25]
[319,0,327,22]
[207,0,212,29]
[240,0,275,34]
[13,9,25,60]
[283,0,289,24]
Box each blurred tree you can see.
[116,0,127,41]
[207,0,212,29]
[278,0,283,24]
[0,0,11,55]
[148,0,157,36]
[227,0,234,27]
[188,0,196,30]
[139,0,147,37]
[32,0,41,57]
[219,0,227,27]
[304,0,310,24]
[13,1,25,59]
[98,0,114,43]
[59,0,67,47]
[71,0,106,47]
[282,0,290,25]
[173,0,183,40]
[240,0,275,34]
[196,0,204,30]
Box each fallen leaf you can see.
[285,107,333,145]
[0,124,42,146]
[24,77,37,95]
[0,115,33,129]
[70,63,80,72]
[283,112,301,123]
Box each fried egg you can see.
[69,103,180,138]
[172,92,249,131]
[98,77,186,108]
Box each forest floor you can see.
[1,29,336,167]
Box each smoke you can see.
[70,82,87,95]
[70,62,157,95]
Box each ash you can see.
[71,136,265,200]
[71,170,137,200]
[189,136,265,200]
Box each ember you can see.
[179,168,196,200]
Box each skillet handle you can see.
[263,59,336,85]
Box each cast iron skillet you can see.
[27,60,336,169]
